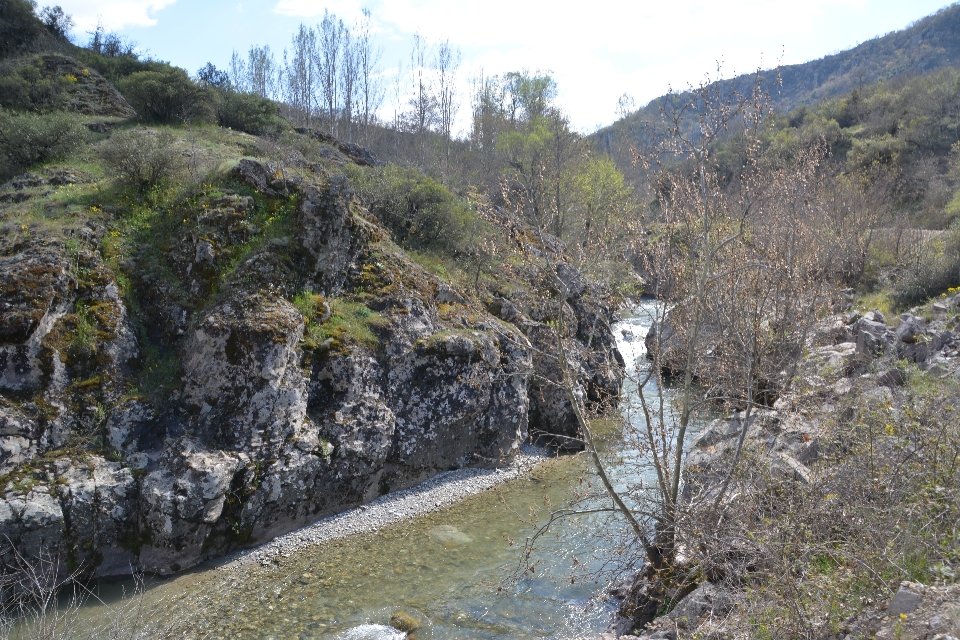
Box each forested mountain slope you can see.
[596,3,960,155]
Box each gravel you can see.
[219,444,550,571]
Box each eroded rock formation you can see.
[0,157,622,577]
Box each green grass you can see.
[69,304,97,359]
[406,249,450,277]
[304,299,384,351]
[855,288,897,322]
[292,290,325,320]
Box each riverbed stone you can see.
[428,524,473,546]
[389,610,421,632]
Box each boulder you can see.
[526,323,589,448]
[230,159,302,197]
[296,176,378,295]
[0,403,39,474]
[666,581,734,629]
[138,440,243,574]
[105,399,156,454]
[384,325,531,485]
[237,449,333,542]
[310,349,395,483]
[0,239,70,394]
[293,128,384,167]
[54,457,138,577]
[896,314,927,344]
[854,318,900,359]
[181,292,309,455]
[0,489,64,570]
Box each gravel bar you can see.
[220,444,550,571]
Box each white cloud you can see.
[273,0,370,21]
[56,0,177,31]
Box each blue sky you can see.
[55,0,955,134]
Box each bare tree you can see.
[228,50,247,92]
[340,26,360,142]
[435,38,461,176]
[514,71,844,585]
[616,92,636,120]
[408,32,437,164]
[356,8,384,143]
[392,59,405,133]
[317,10,343,135]
[284,24,317,126]
[469,70,508,184]
[247,45,279,100]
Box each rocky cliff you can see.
[0,156,622,577]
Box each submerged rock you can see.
[389,610,421,632]
[427,524,473,546]
[338,624,407,640]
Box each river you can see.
[58,302,667,640]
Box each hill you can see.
[596,3,960,154]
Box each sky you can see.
[53,0,956,135]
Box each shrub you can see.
[0,108,85,178]
[99,128,181,192]
[347,164,486,256]
[217,91,286,136]
[0,60,65,111]
[291,290,325,320]
[117,66,215,124]
[0,0,42,58]
[891,225,960,307]
[75,49,151,85]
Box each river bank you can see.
[44,309,654,640]
[93,439,623,640]
[606,304,960,639]
[218,444,551,573]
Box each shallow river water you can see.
[68,304,665,640]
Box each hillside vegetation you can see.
[0,0,627,594]
[0,2,959,638]
[595,3,960,160]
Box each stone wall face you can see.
[0,159,622,577]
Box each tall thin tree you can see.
[356,8,384,143]
[318,11,343,135]
[435,38,461,176]
[284,24,317,126]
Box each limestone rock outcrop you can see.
[0,157,622,577]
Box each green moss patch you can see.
[303,298,385,351]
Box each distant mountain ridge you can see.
[597,3,960,147]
